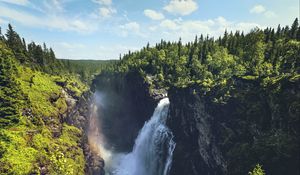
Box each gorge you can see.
[0,19,299,175]
[85,68,299,175]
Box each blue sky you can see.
[0,0,299,60]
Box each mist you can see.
[87,91,175,175]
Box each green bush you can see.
[249,164,265,175]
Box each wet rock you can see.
[150,88,167,101]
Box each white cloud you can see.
[164,0,198,16]
[99,7,117,18]
[250,5,266,14]
[43,0,64,13]
[160,19,179,30]
[149,26,157,31]
[157,16,262,43]
[160,18,214,32]
[119,22,142,37]
[91,0,117,19]
[0,6,96,33]
[250,4,276,19]
[0,0,28,6]
[121,22,140,32]
[227,22,261,33]
[215,16,230,27]
[92,0,112,6]
[144,9,164,20]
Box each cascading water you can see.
[109,98,176,175]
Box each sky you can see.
[0,0,299,60]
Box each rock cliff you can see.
[167,76,299,175]
[64,90,105,175]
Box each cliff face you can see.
[65,90,105,175]
[167,87,226,175]
[167,77,299,175]
[92,71,159,152]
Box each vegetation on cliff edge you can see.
[0,26,90,174]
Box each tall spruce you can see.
[5,24,26,63]
[290,18,299,39]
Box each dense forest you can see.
[113,18,299,91]
[0,18,299,175]
[60,59,117,83]
[0,24,114,80]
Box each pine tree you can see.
[270,29,275,43]
[178,37,182,57]
[194,35,198,46]
[276,24,282,38]
[22,38,27,51]
[49,48,56,61]
[222,30,228,47]
[283,26,290,37]
[264,27,271,42]
[5,24,26,63]
[34,45,44,65]
[199,34,204,42]
[243,29,266,75]
[289,18,299,39]
[0,43,25,127]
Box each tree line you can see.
[114,18,299,92]
[0,24,66,74]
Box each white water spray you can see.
[88,92,113,164]
[110,98,176,175]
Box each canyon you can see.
[77,71,299,175]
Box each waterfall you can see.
[110,98,176,175]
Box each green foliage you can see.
[249,164,265,175]
[2,24,66,75]
[0,41,26,127]
[0,39,87,174]
[5,24,27,63]
[0,128,37,175]
[50,151,73,175]
[60,59,118,84]
[49,125,84,175]
[109,18,299,97]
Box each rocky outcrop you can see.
[65,90,105,175]
[83,143,105,175]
